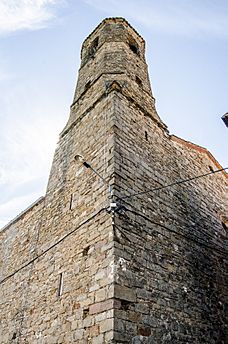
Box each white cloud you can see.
[83,0,228,38]
[0,0,63,35]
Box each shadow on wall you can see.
[175,184,227,344]
[113,168,227,342]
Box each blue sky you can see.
[0,0,227,227]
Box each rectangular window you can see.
[70,194,74,210]
[57,273,63,297]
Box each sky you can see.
[0,0,227,228]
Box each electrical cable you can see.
[118,205,228,258]
[113,222,226,283]
[0,207,107,285]
[1,167,227,282]
[117,167,228,201]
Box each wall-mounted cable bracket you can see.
[74,154,113,199]
[106,201,125,214]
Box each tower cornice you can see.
[80,17,145,58]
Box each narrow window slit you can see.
[136,76,142,86]
[128,35,140,56]
[222,222,227,231]
[85,81,91,91]
[88,37,99,57]
[83,245,90,256]
[209,165,214,172]
[57,273,63,297]
[70,194,74,210]
[83,308,89,319]
[145,131,148,141]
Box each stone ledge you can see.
[89,298,121,315]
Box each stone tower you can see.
[0,18,227,344]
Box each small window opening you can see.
[89,37,99,57]
[85,81,91,91]
[138,327,151,337]
[57,273,63,297]
[128,36,140,56]
[69,194,74,210]
[129,43,139,54]
[93,37,99,49]
[120,300,132,311]
[135,76,142,86]
[222,222,227,232]
[83,308,89,319]
[83,245,90,256]
[145,131,148,141]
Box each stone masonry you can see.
[0,18,227,344]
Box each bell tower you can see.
[63,17,166,134]
[46,17,167,210]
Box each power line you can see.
[0,208,106,285]
[119,205,228,258]
[117,167,228,201]
[1,168,227,284]
[113,222,227,282]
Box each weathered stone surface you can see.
[115,285,137,302]
[89,299,120,315]
[99,318,114,333]
[0,17,227,344]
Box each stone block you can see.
[99,318,114,333]
[91,334,104,344]
[115,285,136,302]
[89,298,120,315]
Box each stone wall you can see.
[111,90,227,343]
[1,208,114,343]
